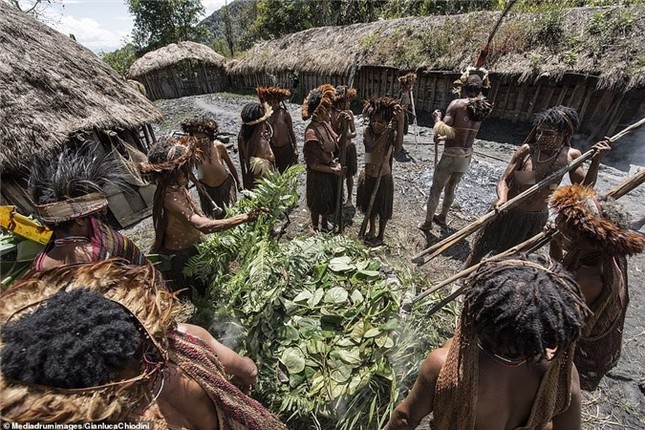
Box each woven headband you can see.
[35,192,108,223]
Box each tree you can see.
[100,44,137,78]
[222,0,235,55]
[126,0,210,53]
[4,0,62,18]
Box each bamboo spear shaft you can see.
[409,166,645,313]
[412,117,645,265]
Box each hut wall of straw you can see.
[128,42,228,101]
[0,2,162,227]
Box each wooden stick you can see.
[410,166,645,312]
[335,124,348,234]
[409,89,419,145]
[412,117,645,264]
[358,143,393,238]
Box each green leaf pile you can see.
[185,166,451,429]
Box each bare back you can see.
[268,107,295,149]
[444,98,482,150]
[249,123,275,163]
[144,362,220,430]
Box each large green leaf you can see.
[323,286,348,304]
[281,347,306,374]
[328,256,354,272]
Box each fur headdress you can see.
[550,184,645,256]
[257,86,291,103]
[398,72,417,88]
[302,84,335,121]
[333,85,357,104]
[453,67,491,94]
[139,135,198,174]
[181,117,219,138]
[362,96,399,123]
[29,142,126,224]
[0,260,176,422]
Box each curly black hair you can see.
[181,117,218,140]
[534,105,580,135]
[240,102,266,141]
[1,289,141,389]
[464,254,589,361]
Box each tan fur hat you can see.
[257,86,291,103]
[398,72,417,87]
[302,84,335,121]
[550,184,645,256]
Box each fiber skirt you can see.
[199,175,237,219]
[272,144,297,173]
[357,173,393,220]
[306,169,339,216]
[470,206,548,262]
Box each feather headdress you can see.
[550,184,645,256]
[398,72,417,87]
[453,66,491,94]
[333,85,357,104]
[302,84,335,121]
[257,86,291,103]
[362,96,399,123]
[139,135,198,174]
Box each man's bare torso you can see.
[248,124,275,163]
[197,141,230,188]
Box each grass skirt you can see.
[199,175,236,219]
[272,144,297,173]
[306,169,339,216]
[357,173,394,220]
[470,206,548,262]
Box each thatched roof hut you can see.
[230,6,644,91]
[229,5,644,141]
[0,2,163,226]
[127,41,228,100]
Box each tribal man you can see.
[385,255,589,430]
[418,67,493,232]
[238,98,275,189]
[550,184,645,391]
[142,136,262,299]
[464,105,611,267]
[331,85,358,206]
[302,84,346,232]
[397,72,416,138]
[260,86,298,173]
[29,144,146,271]
[181,117,242,219]
[0,260,286,429]
[357,97,404,245]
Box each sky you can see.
[31,0,228,54]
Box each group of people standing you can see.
[1,67,643,430]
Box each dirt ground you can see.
[125,92,645,429]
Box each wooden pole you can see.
[412,117,645,265]
[358,143,393,238]
[409,89,419,145]
[410,166,645,312]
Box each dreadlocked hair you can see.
[181,117,218,140]
[464,254,589,361]
[534,105,579,135]
[240,102,266,140]
[1,289,141,389]
[362,96,398,123]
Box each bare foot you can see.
[417,221,432,232]
[433,215,447,228]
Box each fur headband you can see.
[302,84,335,121]
[257,86,291,103]
[398,72,417,87]
[0,260,176,422]
[550,184,645,256]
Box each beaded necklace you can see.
[478,342,527,367]
[53,236,89,247]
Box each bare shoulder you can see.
[420,346,449,379]
[567,147,582,160]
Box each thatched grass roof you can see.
[229,5,644,91]
[127,41,226,78]
[0,2,163,174]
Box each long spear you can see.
[410,167,645,314]
[335,54,361,234]
[476,0,518,68]
[412,117,645,265]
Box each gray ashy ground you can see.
[126,92,644,429]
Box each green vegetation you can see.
[100,44,137,77]
[186,167,451,429]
